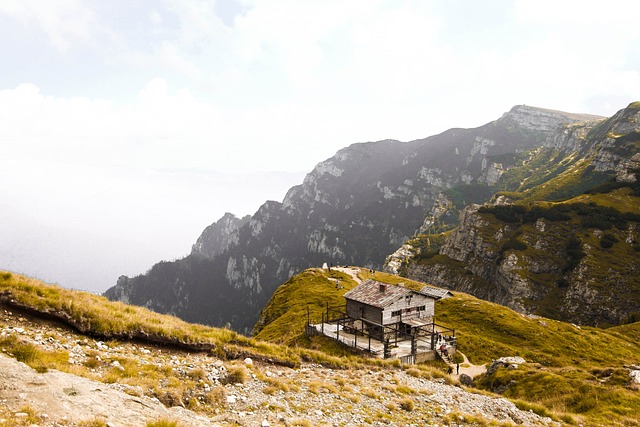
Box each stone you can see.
[243,357,253,365]
[459,374,473,386]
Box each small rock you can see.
[226,395,237,404]
[244,357,253,365]
[261,420,271,427]
[459,374,473,386]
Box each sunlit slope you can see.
[254,267,640,426]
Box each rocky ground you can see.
[0,306,559,427]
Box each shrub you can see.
[205,385,226,407]
[399,397,415,411]
[600,233,618,248]
[564,236,585,272]
[221,365,247,385]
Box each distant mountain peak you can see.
[499,104,604,132]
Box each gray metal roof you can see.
[418,284,453,299]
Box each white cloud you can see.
[0,0,97,52]
[2,0,640,290]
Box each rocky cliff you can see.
[105,105,599,333]
[393,102,640,326]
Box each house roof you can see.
[343,280,410,308]
[419,284,453,299]
[343,279,448,308]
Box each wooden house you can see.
[343,279,451,340]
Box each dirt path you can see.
[452,351,487,380]
[333,266,363,284]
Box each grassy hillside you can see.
[438,293,640,426]
[253,268,433,346]
[0,271,347,368]
[2,268,639,426]
[406,184,640,327]
[254,268,640,426]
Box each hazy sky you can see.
[1,0,639,291]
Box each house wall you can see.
[346,300,382,325]
[381,294,434,325]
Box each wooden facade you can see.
[308,279,456,363]
[343,280,451,341]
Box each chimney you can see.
[379,283,386,293]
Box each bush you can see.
[600,233,618,248]
[564,236,585,272]
[206,385,226,407]
[399,397,415,411]
[221,365,247,385]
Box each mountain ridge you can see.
[105,104,612,333]
[390,102,640,326]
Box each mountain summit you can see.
[394,102,640,326]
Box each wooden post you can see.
[354,325,357,348]
[321,312,324,334]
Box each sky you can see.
[1,0,639,292]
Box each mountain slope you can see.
[253,266,640,426]
[106,105,598,333]
[0,271,566,427]
[392,102,640,326]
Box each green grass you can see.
[0,334,68,373]
[0,271,323,368]
[437,293,640,426]
[252,268,358,344]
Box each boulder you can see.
[459,373,473,386]
[487,357,526,375]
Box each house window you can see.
[417,305,426,311]
[391,310,402,317]
[403,307,413,314]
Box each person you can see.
[456,363,459,374]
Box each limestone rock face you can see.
[105,105,603,332]
[400,103,640,327]
[192,213,250,258]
